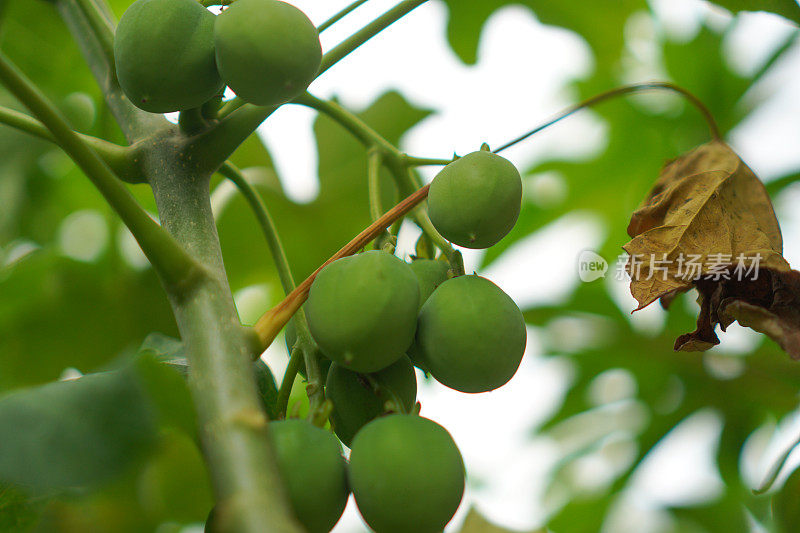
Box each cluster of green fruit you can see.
[210,415,466,533]
[114,0,321,113]
[258,151,525,531]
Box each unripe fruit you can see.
[409,259,450,309]
[269,420,349,533]
[214,0,322,106]
[114,0,223,113]
[305,251,420,373]
[326,355,417,447]
[417,275,526,393]
[349,415,465,533]
[427,151,522,249]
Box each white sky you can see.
[242,1,800,531]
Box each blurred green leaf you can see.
[0,484,41,533]
[459,507,546,532]
[0,368,157,490]
[708,0,800,23]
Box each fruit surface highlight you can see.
[214,0,322,106]
[427,150,522,249]
[305,251,420,373]
[326,355,417,447]
[349,415,465,533]
[416,275,526,393]
[269,419,349,533]
[114,0,223,113]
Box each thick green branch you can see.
[0,104,141,181]
[0,52,202,293]
[318,0,429,75]
[185,104,277,173]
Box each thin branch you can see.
[317,0,370,33]
[367,147,384,222]
[253,183,431,348]
[494,81,721,154]
[219,162,296,295]
[0,104,141,181]
[318,0,428,75]
[276,345,303,419]
[0,52,204,293]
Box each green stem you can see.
[186,104,277,174]
[318,0,428,75]
[74,0,115,67]
[217,97,247,120]
[0,104,140,180]
[0,52,203,293]
[179,107,209,136]
[317,0,370,33]
[404,155,454,167]
[494,81,721,153]
[219,162,296,295]
[276,345,303,419]
[367,147,383,222]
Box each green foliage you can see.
[214,0,321,106]
[773,467,800,533]
[416,275,526,392]
[428,151,522,249]
[114,0,223,112]
[349,415,465,533]
[268,419,349,533]
[709,0,800,23]
[0,367,156,490]
[326,355,417,446]
[305,250,420,373]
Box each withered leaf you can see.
[624,140,800,358]
[624,140,788,309]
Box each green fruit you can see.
[427,151,522,249]
[253,360,279,420]
[409,259,450,309]
[284,319,332,379]
[114,0,223,113]
[349,415,465,533]
[305,250,420,373]
[417,275,526,393]
[214,0,322,106]
[269,419,349,533]
[326,355,417,447]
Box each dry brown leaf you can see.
[624,140,800,359]
[623,140,788,310]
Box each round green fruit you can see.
[409,259,450,309]
[417,275,526,393]
[269,419,349,533]
[349,415,465,533]
[214,0,322,106]
[326,355,417,447]
[305,250,420,373]
[114,0,223,113]
[427,151,522,249]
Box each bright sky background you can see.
[226,1,800,531]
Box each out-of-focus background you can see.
[1,0,800,531]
